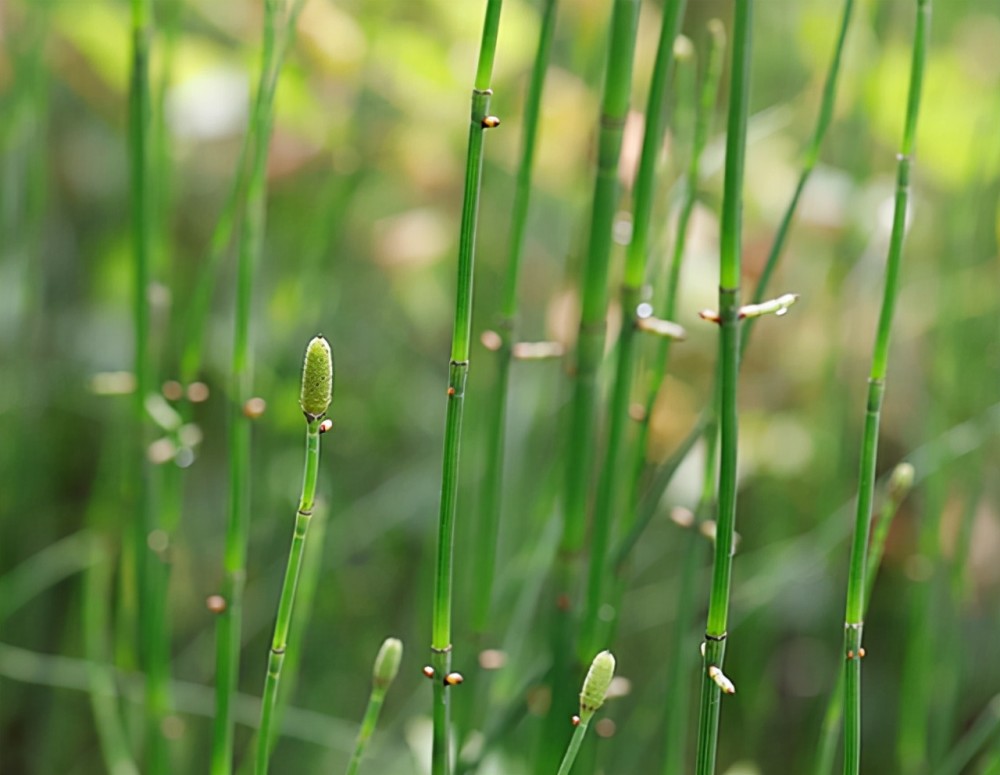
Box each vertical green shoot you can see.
[578,0,687,660]
[541,1,639,769]
[741,0,856,355]
[472,0,559,637]
[346,638,404,775]
[255,337,334,774]
[694,3,753,774]
[841,3,930,774]
[813,463,915,775]
[631,19,725,524]
[128,0,169,769]
[212,2,295,771]
[430,2,504,773]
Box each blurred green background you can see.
[2,0,999,772]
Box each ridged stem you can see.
[630,19,725,522]
[472,0,559,637]
[578,0,688,661]
[740,0,856,355]
[540,2,639,769]
[430,2,504,773]
[128,0,170,770]
[813,465,913,775]
[211,2,290,771]
[255,419,323,773]
[841,3,930,774]
[694,3,752,773]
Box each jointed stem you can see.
[579,0,688,659]
[841,3,930,773]
[472,0,559,639]
[431,2,504,773]
[694,3,753,773]
[255,419,322,773]
[212,2,294,771]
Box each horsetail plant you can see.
[543,0,639,768]
[255,336,334,774]
[472,0,559,638]
[429,1,503,772]
[629,18,725,521]
[345,638,403,775]
[211,3,303,772]
[841,3,930,773]
[741,0,856,355]
[555,650,616,775]
[578,0,688,661]
[128,0,171,769]
[694,3,753,774]
[814,462,915,775]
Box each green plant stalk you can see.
[128,0,170,769]
[430,3,503,773]
[841,4,929,774]
[255,419,323,773]
[630,18,724,516]
[740,0,855,355]
[663,382,718,775]
[813,468,913,775]
[180,0,308,385]
[555,721,592,775]
[85,539,141,775]
[472,0,559,637]
[211,2,288,771]
[345,691,388,775]
[345,638,402,775]
[934,697,1000,775]
[541,2,639,769]
[694,3,752,774]
[578,0,687,661]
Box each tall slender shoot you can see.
[740,0,856,354]
[694,3,753,774]
[128,0,170,769]
[542,0,640,767]
[841,3,930,773]
[472,0,559,637]
[430,2,503,772]
[212,2,296,770]
[579,0,688,659]
[255,336,334,774]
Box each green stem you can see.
[814,466,913,775]
[212,2,291,771]
[345,691,387,775]
[694,3,752,773]
[740,0,856,355]
[541,1,639,769]
[841,3,930,774]
[578,0,688,661]
[663,388,718,775]
[472,0,559,637]
[431,2,504,773]
[934,697,1000,775]
[255,419,323,773]
[630,18,724,526]
[128,0,169,770]
[555,721,591,775]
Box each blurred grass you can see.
[2,0,1000,773]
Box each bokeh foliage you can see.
[2,0,1000,773]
